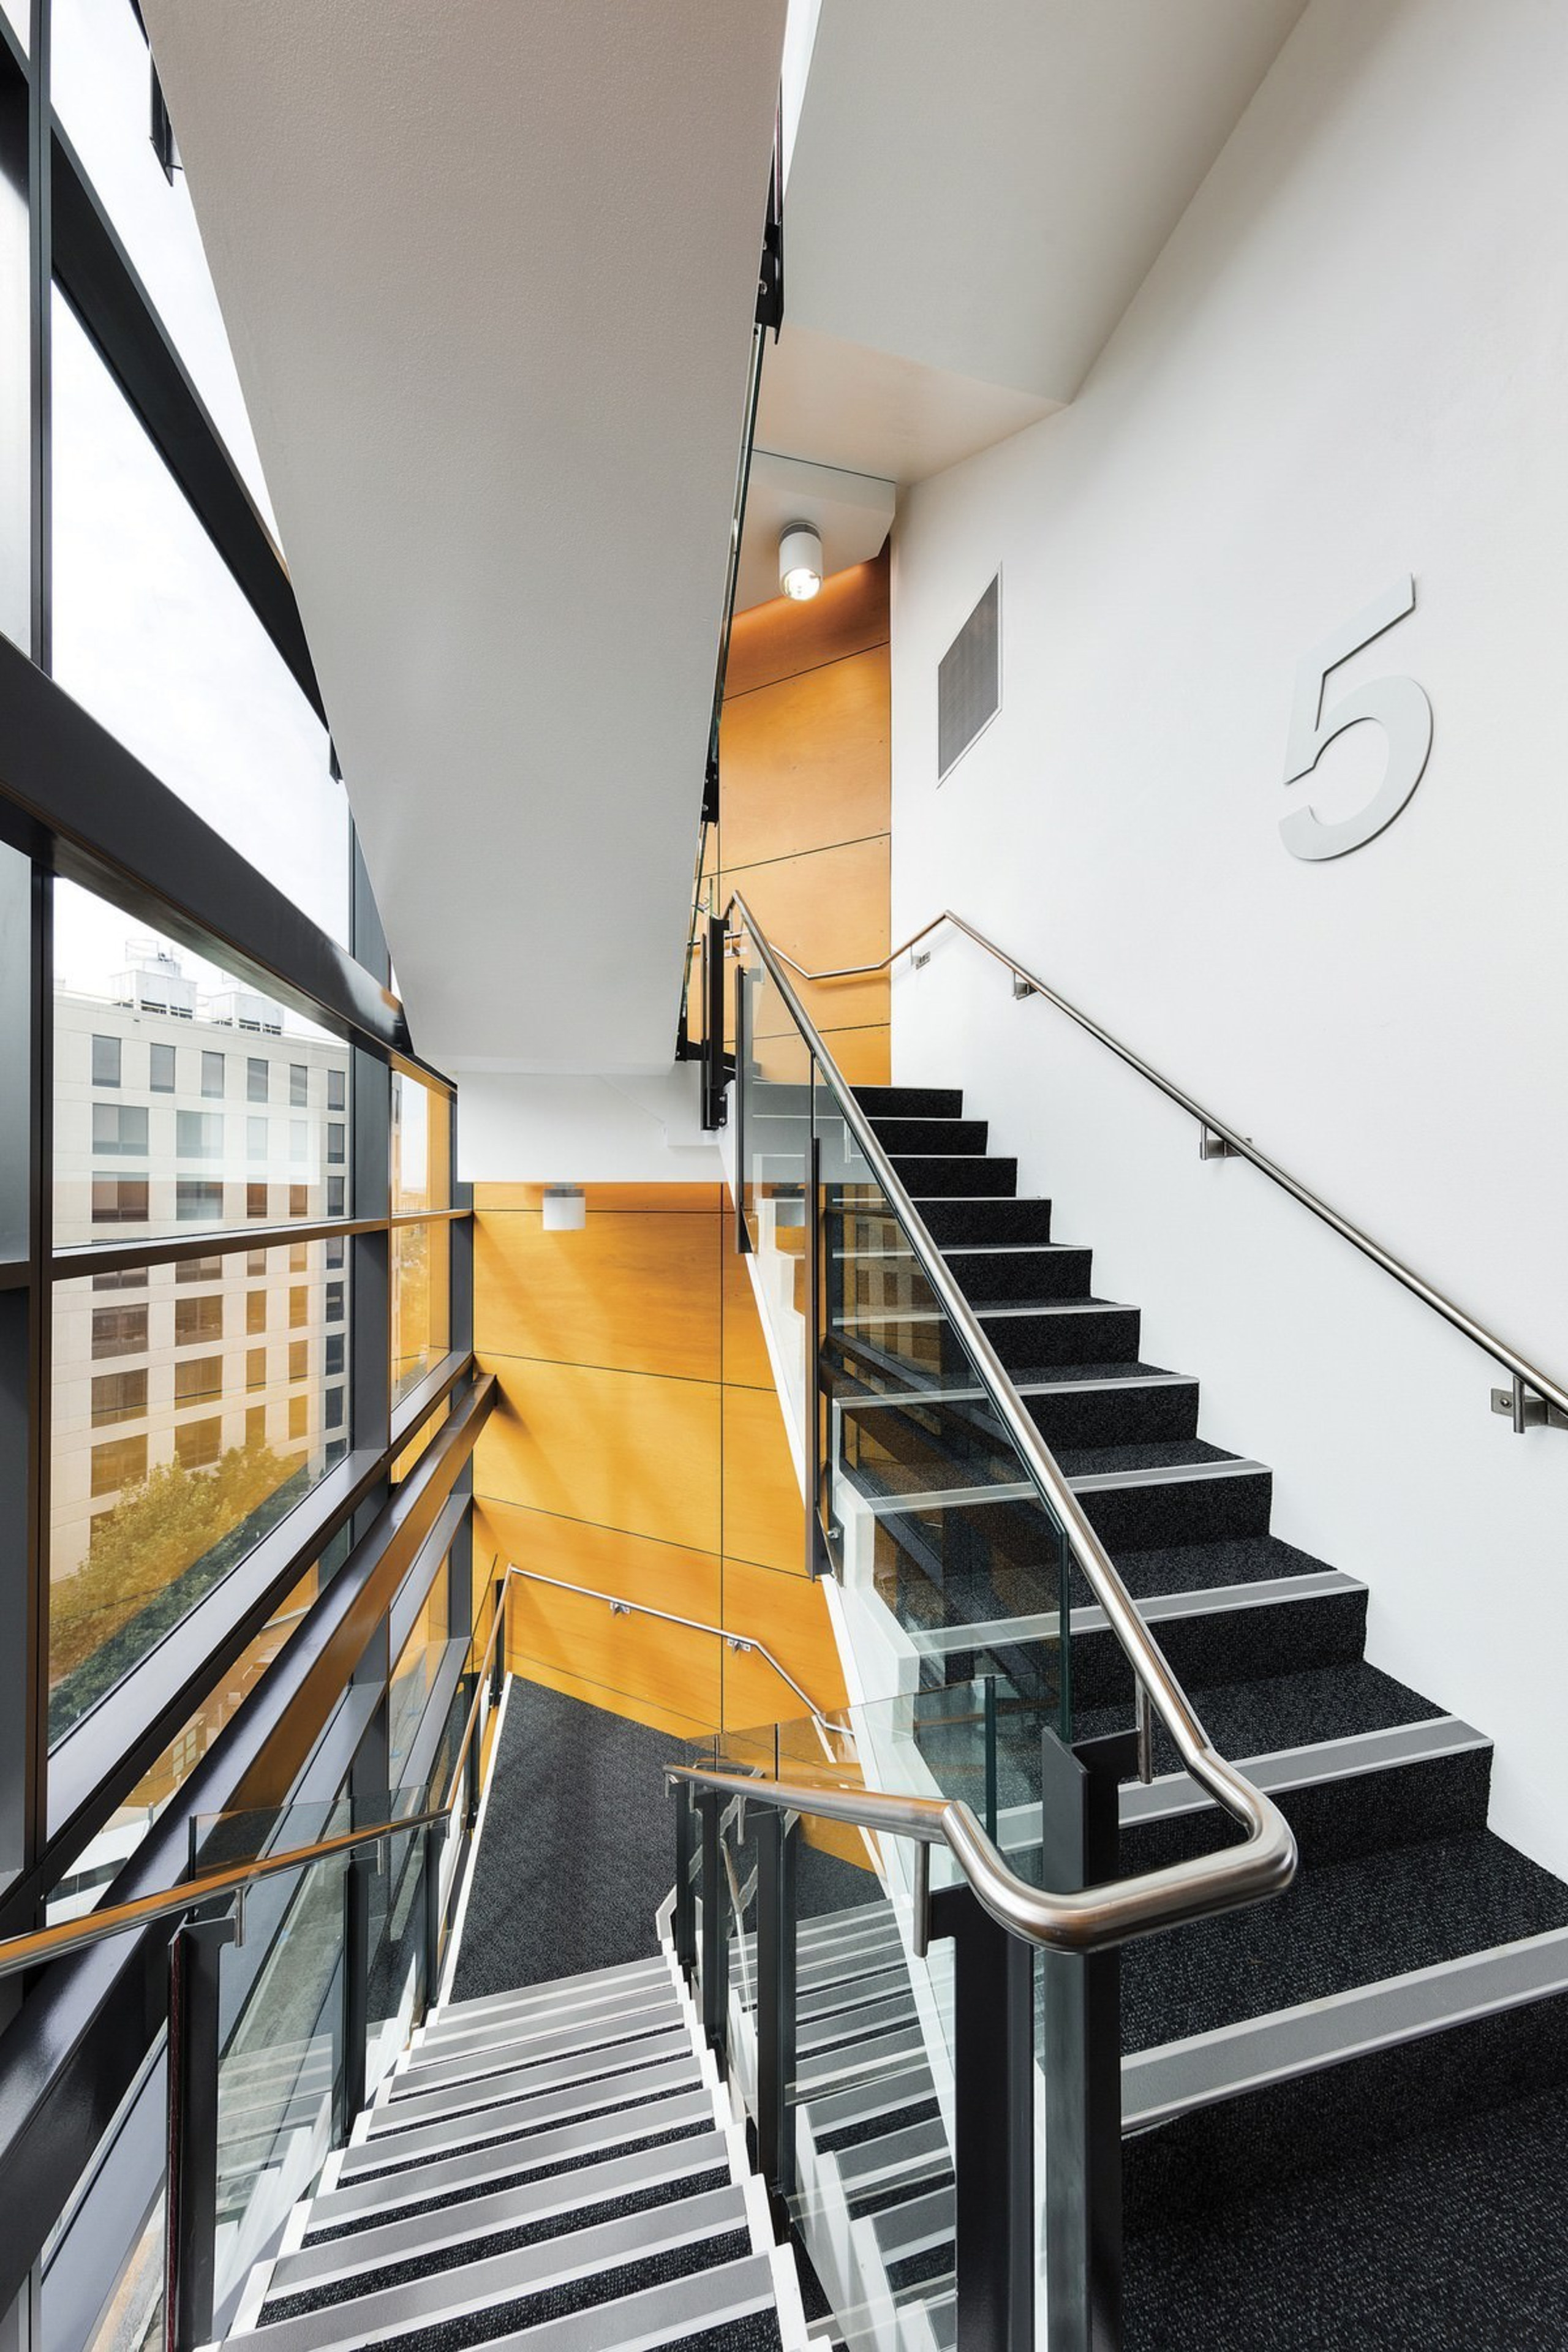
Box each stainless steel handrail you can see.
[743,905,1568,1425]
[727,887,1296,1950]
[505,1563,830,1728]
[670,1761,1261,1954]
[0,1581,511,1982]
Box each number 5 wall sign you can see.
[1280,575,1433,860]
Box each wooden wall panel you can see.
[474,1191,844,1740]
[723,835,891,1039]
[474,1206,721,1382]
[726,554,889,698]
[722,1384,802,1577]
[720,646,891,872]
[722,1555,848,1728]
[476,1354,722,1556]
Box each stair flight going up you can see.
[808,1080,1568,2352]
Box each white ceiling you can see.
[761,0,1308,487]
[141,0,786,1077]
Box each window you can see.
[92,1267,145,1293]
[91,1034,121,1087]
[246,1346,266,1390]
[325,1386,344,1433]
[391,1071,451,1213]
[290,1119,307,1163]
[247,1183,269,1219]
[326,1178,345,1217]
[92,1177,148,1224]
[325,1332,344,1378]
[288,1340,308,1382]
[92,1104,146,1155]
[325,1236,345,1270]
[290,1064,308,1107]
[175,1295,223,1346]
[175,1419,222,1471]
[176,1256,222,1285]
[92,1370,147,1427]
[201,1050,225,1099]
[289,1185,309,1218]
[287,1395,308,1442]
[393,1218,450,1406]
[289,1243,308,1273]
[247,1058,268,1104]
[176,1110,223,1159]
[326,1121,345,1166]
[247,1250,268,1276]
[174,1356,222,1406]
[92,1305,148,1358]
[325,1281,345,1324]
[288,1286,308,1330]
[176,1180,224,1221]
[246,1406,266,1449]
[91,1434,146,1497]
[326,1068,345,1112]
[246,1115,266,1160]
[246,1291,266,1335]
[150,1042,176,1093]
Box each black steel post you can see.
[464,1701,483,1834]
[930,1880,1035,2352]
[421,1818,447,2017]
[697,1790,727,2057]
[1038,1727,1137,2352]
[804,1123,826,1577]
[164,1913,236,2352]
[673,1782,697,1981]
[341,1845,375,2134]
[703,913,727,1132]
[984,1675,1000,1841]
[733,959,750,1256]
[754,1806,798,2204]
[490,1575,507,1705]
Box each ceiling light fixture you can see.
[542,1185,586,1232]
[778,522,823,602]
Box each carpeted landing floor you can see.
[450,1681,688,2000]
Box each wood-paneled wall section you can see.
[714,548,891,1084]
[473,1182,847,1740]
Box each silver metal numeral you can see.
[1281,575,1433,861]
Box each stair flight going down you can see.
[222,1948,827,2352]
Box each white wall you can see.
[889,0,1568,1874]
[457,1065,722,1185]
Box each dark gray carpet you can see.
[1124,2082,1568,2350]
[450,1683,685,2000]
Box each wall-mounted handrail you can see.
[726,888,1296,1951]
[505,1562,831,1728]
[0,1581,511,1983]
[745,905,1568,1430]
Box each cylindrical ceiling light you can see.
[778,521,823,602]
[541,1184,586,1232]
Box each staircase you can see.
[222,1948,826,2352]
[807,1081,1568,2350]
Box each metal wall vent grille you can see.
[937,573,1000,782]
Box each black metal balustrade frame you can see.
[0,2,486,2328]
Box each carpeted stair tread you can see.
[1075,1657,1452,1771]
[330,2229,756,2352]
[265,2173,723,2318]
[304,2122,715,2240]
[1123,2080,1568,2350]
[1073,1529,1342,1605]
[1121,1829,1568,2055]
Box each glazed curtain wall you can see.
[474,1182,846,1736]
